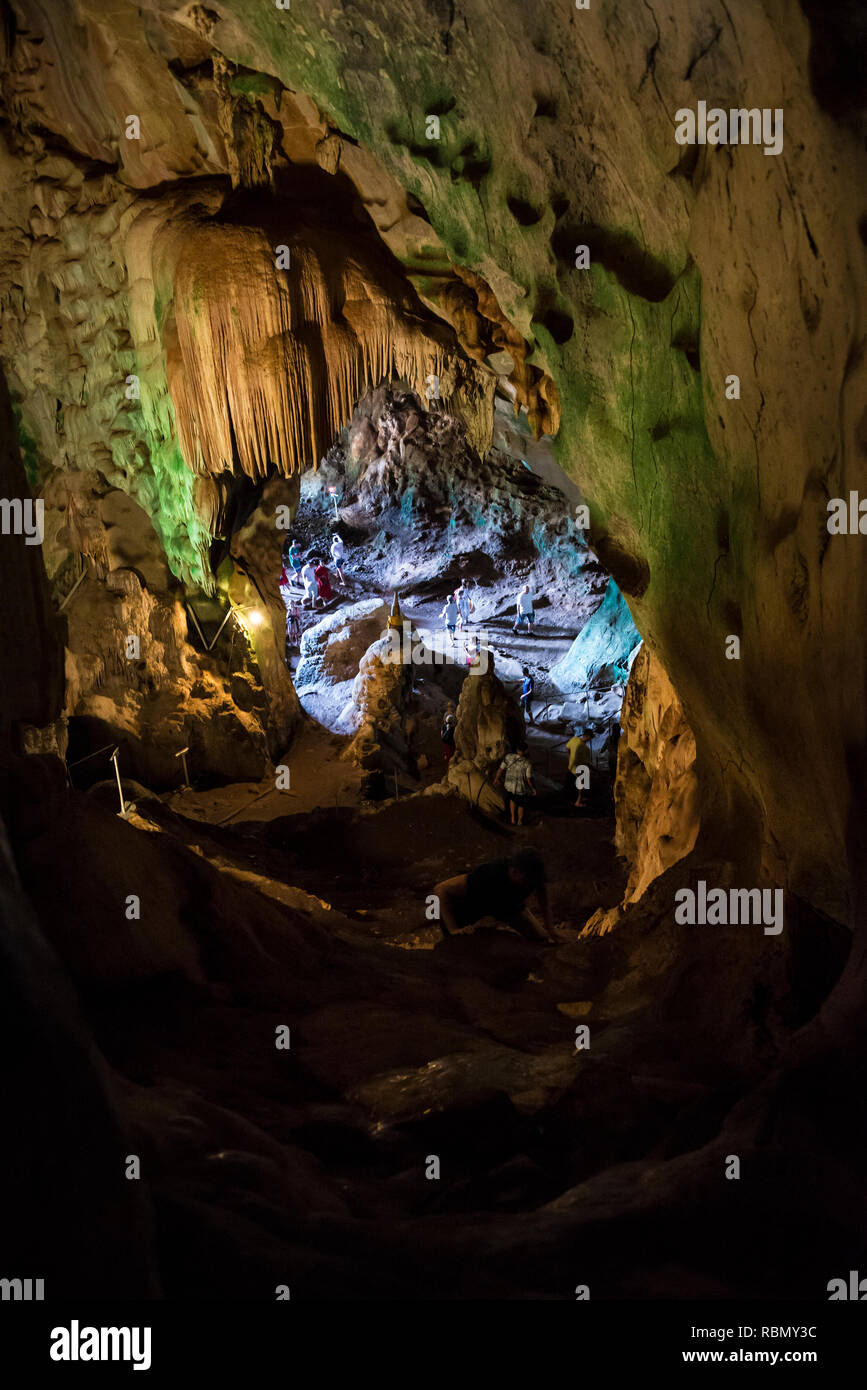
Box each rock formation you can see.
[443,659,519,814]
[551,578,641,694]
[117,0,860,932]
[345,629,414,771]
[584,643,700,935]
[295,597,388,730]
[3,0,859,923]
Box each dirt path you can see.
[159,781,624,949]
[164,717,366,826]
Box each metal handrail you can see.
[66,741,117,769]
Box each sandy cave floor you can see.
[161,711,622,939]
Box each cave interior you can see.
[0,0,865,1310]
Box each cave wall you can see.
[551,578,641,693]
[0,0,499,588]
[0,363,64,780]
[0,360,159,1295]
[613,643,701,907]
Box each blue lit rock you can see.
[551,580,641,694]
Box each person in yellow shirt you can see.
[565,728,592,807]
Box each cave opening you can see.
[160,375,642,942]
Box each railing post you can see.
[109,746,126,818]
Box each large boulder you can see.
[295,598,388,691]
[452,660,516,772]
[551,579,641,693]
[294,598,389,734]
[443,659,521,813]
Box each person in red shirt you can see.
[314,559,333,604]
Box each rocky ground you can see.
[14,765,855,1300]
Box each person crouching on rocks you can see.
[432,848,560,943]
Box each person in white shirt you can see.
[330,533,345,584]
[441,592,459,640]
[513,583,535,635]
[456,584,472,628]
[300,558,317,609]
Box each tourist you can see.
[330,533,345,584]
[278,559,297,660]
[314,557,334,605]
[494,739,537,826]
[285,537,302,573]
[279,553,294,613]
[431,849,559,942]
[300,556,317,609]
[520,665,536,724]
[513,582,535,634]
[566,727,593,807]
[285,596,302,652]
[456,584,473,628]
[441,591,459,641]
[441,701,457,764]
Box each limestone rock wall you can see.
[614,644,701,907]
[0,358,159,1296]
[38,472,288,789]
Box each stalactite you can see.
[212,55,277,192]
[169,221,454,486]
[59,493,110,577]
[451,266,561,437]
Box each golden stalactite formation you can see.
[166,217,462,485]
[449,266,561,438]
